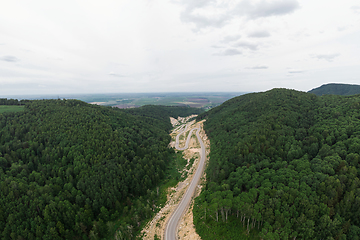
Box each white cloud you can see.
[248,65,268,69]
[176,0,213,10]
[214,48,242,56]
[351,6,360,14]
[312,53,341,62]
[288,69,304,73]
[180,11,230,30]
[235,0,300,19]
[178,0,300,31]
[337,26,348,32]
[248,30,271,38]
[109,72,126,77]
[234,41,259,51]
[1,55,20,62]
[221,35,242,43]
[211,45,225,49]
[177,0,232,30]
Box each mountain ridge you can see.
[308,83,360,96]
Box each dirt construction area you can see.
[141,116,210,240]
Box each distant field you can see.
[83,92,246,109]
[0,105,24,113]
[2,92,247,109]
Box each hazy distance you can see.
[1,0,360,95]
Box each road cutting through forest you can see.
[165,120,206,240]
[141,116,208,240]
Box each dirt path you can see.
[141,117,210,240]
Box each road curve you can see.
[165,123,206,240]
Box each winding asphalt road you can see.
[165,122,206,240]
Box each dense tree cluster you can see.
[123,105,203,132]
[194,89,360,239]
[309,83,360,96]
[0,98,29,105]
[0,99,199,239]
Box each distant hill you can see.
[309,83,360,96]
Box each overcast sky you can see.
[1,0,360,95]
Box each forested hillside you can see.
[0,99,200,239]
[309,83,360,96]
[194,88,360,239]
[123,105,203,132]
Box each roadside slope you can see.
[142,118,209,240]
[165,122,205,240]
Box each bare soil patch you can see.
[170,115,198,127]
[89,102,107,105]
[187,98,209,103]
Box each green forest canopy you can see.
[309,83,360,96]
[123,104,203,132]
[194,88,360,239]
[0,99,201,240]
